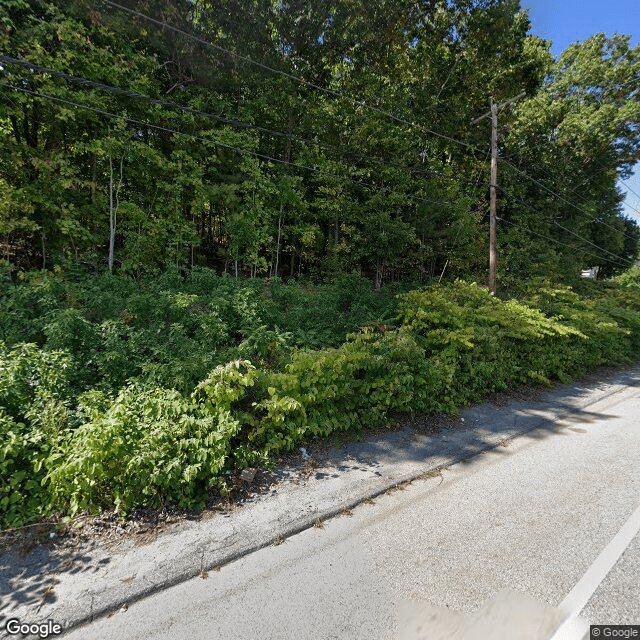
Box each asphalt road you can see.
[63,376,640,640]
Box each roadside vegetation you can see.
[1,0,639,531]
[2,265,640,528]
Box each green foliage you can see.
[0,267,400,394]
[0,408,49,528]
[4,0,635,280]
[398,280,638,403]
[0,341,71,421]
[2,276,640,528]
[0,343,72,528]
[44,385,238,516]
[1,0,640,528]
[610,265,640,289]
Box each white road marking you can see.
[549,502,640,640]
[549,614,590,640]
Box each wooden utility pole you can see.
[471,91,524,295]
[489,96,498,295]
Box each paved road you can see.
[63,377,640,639]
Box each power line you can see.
[101,1,422,124]
[589,157,640,208]
[499,185,633,268]
[479,42,639,222]
[553,219,633,264]
[104,0,639,244]
[101,0,491,157]
[0,82,459,210]
[500,152,640,235]
[497,216,590,263]
[495,184,633,269]
[0,55,487,195]
[1,88,629,274]
[439,146,492,283]
[499,212,631,271]
[498,137,640,219]
[619,177,640,201]
[494,200,632,271]
[469,95,633,283]
[109,0,640,224]
[499,159,640,244]
[496,88,640,218]
[470,105,640,239]
[5,5,635,272]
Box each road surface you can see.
[63,375,640,639]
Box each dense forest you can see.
[2,0,640,529]
[1,0,639,284]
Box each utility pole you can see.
[471,91,525,295]
[489,96,498,295]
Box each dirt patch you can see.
[0,467,289,556]
[483,382,550,407]
[575,364,633,385]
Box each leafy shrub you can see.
[0,409,48,528]
[0,343,72,528]
[610,265,640,289]
[0,266,402,397]
[3,272,640,526]
[44,361,261,516]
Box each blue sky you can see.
[523,0,640,222]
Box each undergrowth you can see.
[2,266,640,528]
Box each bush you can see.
[45,363,256,516]
[3,273,640,526]
[0,343,72,527]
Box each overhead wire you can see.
[105,0,639,214]
[498,159,640,244]
[0,82,460,210]
[439,146,492,282]
[5,3,636,274]
[2,83,624,270]
[497,136,640,219]
[457,134,638,261]
[495,184,633,268]
[103,0,639,246]
[101,0,490,156]
[0,55,485,190]
[499,157,640,240]
[470,100,640,235]
[497,216,598,265]
[470,27,640,224]
[493,83,640,221]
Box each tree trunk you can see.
[273,111,293,279]
[70,237,78,263]
[108,154,124,273]
[90,153,97,204]
[274,205,283,277]
[375,260,383,290]
[108,156,115,273]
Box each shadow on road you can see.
[1,364,637,625]
[293,365,638,487]
[0,535,105,628]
